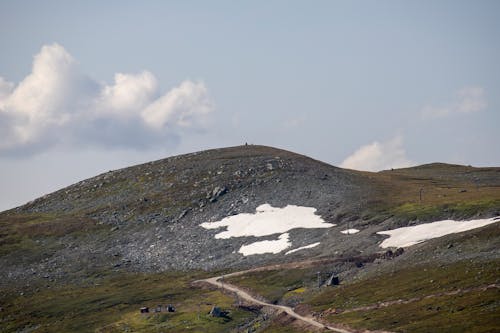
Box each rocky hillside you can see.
[1,145,499,289]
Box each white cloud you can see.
[421,86,487,118]
[100,71,158,116]
[0,43,214,155]
[340,136,413,172]
[0,77,14,103]
[1,44,97,149]
[141,80,213,129]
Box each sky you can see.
[1,0,499,211]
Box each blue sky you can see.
[1,0,499,211]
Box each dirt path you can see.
[194,259,495,333]
[205,255,378,281]
[194,258,393,332]
[197,274,354,333]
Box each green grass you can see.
[0,213,106,256]
[259,316,321,333]
[307,259,499,312]
[0,271,257,333]
[360,164,500,221]
[303,258,499,333]
[390,199,500,221]
[226,267,321,304]
[328,288,499,333]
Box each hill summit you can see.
[1,145,500,333]
[1,145,499,286]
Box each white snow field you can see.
[200,203,334,238]
[239,233,291,256]
[285,242,321,255]
[377,216,499,248]
[200,203,335,256]
[341,229,360,234]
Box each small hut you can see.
[140,307,149,314]
[326,274,340,286]
[209,306,223,317]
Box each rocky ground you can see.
[1,145,499,292]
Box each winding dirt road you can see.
[198,274,353,333]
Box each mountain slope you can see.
[1,145,499,287]
[1,145,500,332]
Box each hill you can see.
[1,145,499,332]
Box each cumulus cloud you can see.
[0,77,14,102]
[421,86,487,118]
[142,80,213,129]
[340,136,413,172]
[100,71,158,116]
[0,43,214,155]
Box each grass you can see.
[328,288,499,333]
[0,213,107,255]
[307,259,499,312]
[221,223,500,332]
[360,164,500,222]
[0,270,257,333]
[303,257,499,332]
[222,258,499,333]
[259,315,321,333]
[284,287,306,297]
[226,267,321,304]
[389,199,500,221]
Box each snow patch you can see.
[285,242,320,255]
[238,233,291,256]
[200,203,334,256]
[341,229,360,234]
[377,217,499,248]
[200,203,335,239]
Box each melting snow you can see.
[341,229,360,234]
[200,203,335,238]
[377,217,499,248]
[285,242,320,255]
[239,233,291,256]
[200,203,335,256]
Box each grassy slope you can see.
[226,223,500,332]
[259,312,320,333]
[227,267,321,304]
[329,289,499,333]
[360,164,500,222]
[0,270,257,333]
[308,259,499,312]
[226,258,499,332]
[309,223,500,332]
